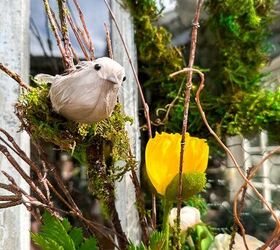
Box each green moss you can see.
[224,87,280,138]
[123,0,185,109]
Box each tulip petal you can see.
[145,132,209,196]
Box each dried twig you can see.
[128,149,149,245]
[0,128,121,248]
[49,8,80,63]
[152,80,184,126]
[0,144,48,203]
[0,63,32,91]
[66,13,90,60]
[0,128,51,202]
[104,23,113,59]
[103,0,152,138]
[72,0,95,59]
[169,1,204,248]
[194,69,280,250]
[233,146,280,249]
[43,0,71,69]
[57,0,74,69]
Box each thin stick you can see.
[66,13,90,60]
[128,150,149,244]
[31,18,49,57]
[233,146,280,249]
[0,132,51,203]
[173,1,204,248]
[103,0,152,138]
[104,23,113,59]
[57,0,74,69]
[49,8,80,63]
[72,0,95,59]
[0,145,48,204]
[43,0,69,69]
[0,63,32,91]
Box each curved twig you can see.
[194,68,280,250]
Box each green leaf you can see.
[62,218,72,232]
[40,213,76,250]
[69,228,83,248]
[32,213,99,250]
[195,225,214,250]
[32,212,76,250]
[128,241,147,250]
[32,233,64,250]
[79,237,98,250]
[149,231,165,250]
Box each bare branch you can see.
[72,0,95,59]
[43,0,72,70]
[0,63,32,91]
[0,144,48,203]
[66,13,90,60]
[169,1,204,247]
[104,23,113,59]
[57,0,74,69]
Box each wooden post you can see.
[111,1,141,244]
[0,0,30,249]
[226,136,245,201]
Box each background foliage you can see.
[123,0,280,143]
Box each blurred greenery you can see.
[123,0,280,144]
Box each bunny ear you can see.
[34,74,56,84]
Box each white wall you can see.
[0,1,30,249]
[111,1,141,243]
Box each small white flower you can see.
[168,206,201,232]
[209,233,269,250]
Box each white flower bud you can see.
[209,233,269,250]
[168,206,201,232]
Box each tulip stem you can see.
[162,199,172,250]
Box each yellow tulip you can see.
[145,132,209,195]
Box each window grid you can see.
[243,131,279,207]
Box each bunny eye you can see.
[94,64,101,71]
[123,76,126,82]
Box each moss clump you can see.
[204,0,280,140]
[123,0,185,114]
[205,0,273,91]
[17,83,81,150]
[224,87,280,138]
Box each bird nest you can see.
[16,83,133,164]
